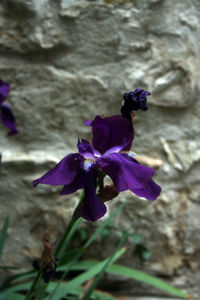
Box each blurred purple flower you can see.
[33,139,161,222]
[0,79,18,135]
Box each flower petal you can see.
[121,88,150,119]
[77,139,95,159]
[103,140,129,157]
[87,115,134,154]
[80,167,107,222]
[33,153,82,186]
[60,167,84,195]
[97,153,155,193]
[0,80,10,103]
[133,179,161,200]
[84,119,92,126]
[0,103,18,135]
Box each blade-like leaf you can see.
[0,292,25,300]
[70,261,187,299]
[1,282,31,293]
[64,285,118,300]
[0,216,9,261]
[57,218,83,259]
[80,231,129,300]
[46,247,126,300]
[84,201,127,249]
[0,266,19,270]
[58,201,127,270]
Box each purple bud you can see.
[121,88,151,120]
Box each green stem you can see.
[25,270,41,300]
[25,190,85,300]
[54,190,85,258]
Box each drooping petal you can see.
[97,153,155,194]
[60,167,84,195]
[80,166,107,222]
[133,179,161,200]
[0,103,18,135]
[0,80,10,104]
[33,153,82,186]
[119,153,161,200]
[86,115,134,154]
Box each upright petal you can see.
[33,153,82,186]
[80,167,107,222]
[0,80,10,103]
[86,115,134,154]
[0,103,18,135]
[97,153,155,194]
[77,139,95,159]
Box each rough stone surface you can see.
[0,0,200,299]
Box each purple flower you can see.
[121,88,151,120]
[33,139,161,222]
[0,79,18,135]
[85,89,151,154]
[85,115,134,154]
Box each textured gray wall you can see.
[0,0,200,298]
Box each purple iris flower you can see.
[85,115,134,154]
[85,89,150,154]
[33,139,161,222]
[0,79,18,135]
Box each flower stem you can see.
[54,190,85,258]
[25,190,85,299]
[25,270,41,300]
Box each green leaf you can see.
[46,247,126,300]
[66,286,118,300]
[100,227,111,241]
[58,201,127,270]
[69,261,187,298]
[131,234,142,244]
[1,282,31,293]
[77,228,88,242]
[141,249,151,261]
[57,217,83,259]
[107,264,187,298]
[59,249,84,265]
[0,291,25,300]
[134,244,151,261]
[0,266,19,270]
[80,230,129,300]
[0,216,9,261]
[84,201,126,249]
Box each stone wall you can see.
[0,0,200,298]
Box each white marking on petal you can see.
[83,159,95,171]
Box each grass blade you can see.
[46,247,126,299]
[70,261,187,298]
[0,292,25,300]
[107,264,187,298]
[84,201,127,249]
[57,218,83,259]
[80,230,129,300]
